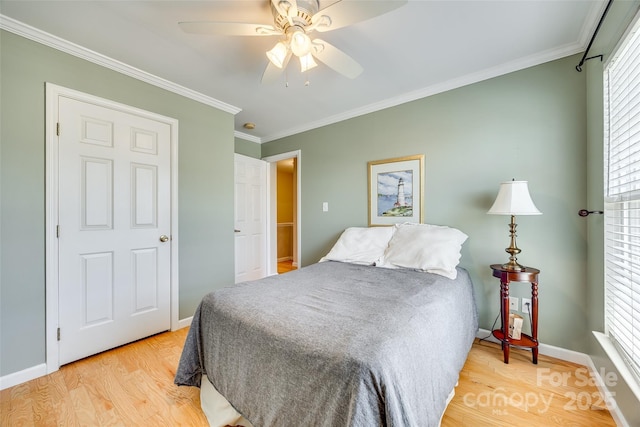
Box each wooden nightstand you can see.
[490,264,539,364]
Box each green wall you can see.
[263,54,589,352]
[261,3,640,422]
[3,6,640,421]
[0,30,236,376]
[235,137,262,159]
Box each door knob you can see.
[159,235,169,242]
[234,229,241,233]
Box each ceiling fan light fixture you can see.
[299,52,317,72]
[290,29,312,57]
[266,41,288,68]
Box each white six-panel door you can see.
[234,154,267,283]
[57,95,172,365]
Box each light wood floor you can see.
[441,339,616,426]
[277,260,296,274]
[1,329,616,426]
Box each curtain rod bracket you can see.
[578,209,604,217]
[576,0,614,72]
[576,55,604,72]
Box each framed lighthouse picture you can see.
[368,154,424,226]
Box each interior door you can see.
[234,154,267,283]
[57,95,172,365]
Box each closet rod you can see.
[576,0,614,72]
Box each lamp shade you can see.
[290,30,312,57]
[487,181,542,215]
[299,52,318,72]
[266,42,288,68]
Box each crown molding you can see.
[0,14,242,115]
[578,0,612,48]
[2,0,602,143]
[234,130,262,144]
[261,0,606,143]
[261,40,585,143]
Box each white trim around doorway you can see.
[263,150,302,276]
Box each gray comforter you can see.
[175,261,478,427]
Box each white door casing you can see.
[46,84,179,371]
[264,150,302,276]
[234,154,267,283]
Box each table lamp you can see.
[487,180,542,271]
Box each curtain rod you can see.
[576,0,614,72]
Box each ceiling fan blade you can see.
[312,0,407,32]
[179,21,279,36]
[261,53,291,84]
[310,39,363,79]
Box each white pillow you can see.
[320,226,395,265]
[379,223,468,279]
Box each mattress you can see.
[176,261,478,426]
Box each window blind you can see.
[604,16,640,382]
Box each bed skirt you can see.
[200,375,457,427]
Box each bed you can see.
[175,223,478,427]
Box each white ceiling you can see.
[0,0,605,143]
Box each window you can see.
[604,14,640,384]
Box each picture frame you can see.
[367,154,424,226]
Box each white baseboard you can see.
[584,352,630,427]
[0,363,47,391]
[2,319,194,391]
[476,328,591,365]
[476,328,628,426]
[176,316,193,330]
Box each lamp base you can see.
[502,215,526,271]
[501,260,526,271]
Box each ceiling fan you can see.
[179,0,407,83]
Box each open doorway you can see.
[264,150,301,276]
[276,158,297,274]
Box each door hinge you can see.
[56,225,60,238]
[56,122,60,136]
[57,327,61,341]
